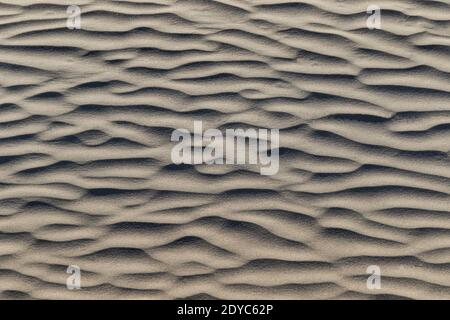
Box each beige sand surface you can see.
[0,0,450,299]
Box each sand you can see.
[0,0,449,300]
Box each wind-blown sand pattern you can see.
[0,0,450,300]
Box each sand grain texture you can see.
[0,0,450,299]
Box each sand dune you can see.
[0,0,449,299]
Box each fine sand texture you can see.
[0,0,450,299]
